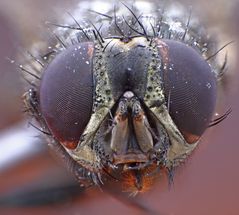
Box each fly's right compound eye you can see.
[40,42,95,149]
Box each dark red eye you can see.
[40,42,94,149]
[162,40,217,144]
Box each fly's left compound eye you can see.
[40,42,94,149]
[162,40,217,144]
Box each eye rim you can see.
[39,42,95,149]
[181,131,200,144]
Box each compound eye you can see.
[40,42,94,149]
[162,40,217,144]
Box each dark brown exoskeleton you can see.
[23,1,230,196]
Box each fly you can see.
[18,0,232,212]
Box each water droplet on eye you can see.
[206,82,211,89]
